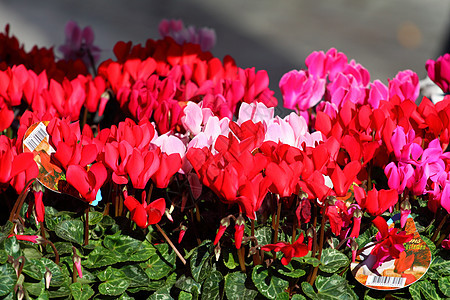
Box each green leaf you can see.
[175,275,202,295]
[421,235,436,255]
[22,258,66,287]
[4,236,20,258]
[415,280,441,300]
[255,226,272,246]
[0,264,17,296]
[0,221,13,243]
[438,276,450,297]
[427,256,450,280]
[24,279,45,296]
[291,294,307,300]
[48,282,71,298]
[302,274,357,300]
[223,250,239,269]
[128,240,157,262]
[319,248,349,273]
[276,261,306,278]
[294,255,320,267]
[83,246,119,268]
[45,211,73,231]
[201,270,223,300]
[302,281,318,299]
[70,282,95,300]
[36,291,50,300]
[355,225,376,248]
[140,243,175,280]
[97,266,130,296]
[120,264,150,287]
[252,265,289,300]
[190,241,213,282]
[0,250,8,264]
[55,219,84,245]
[315,274,357,299]
[104,233,141,260]
[179,291,193,300]
[224,272,258,300]
[88,211,104,225]
[150,285,174,300]
[276,292,290,300]
[100,215,116,227]
[50,241,73,256]
[23,246,42,260]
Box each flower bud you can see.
[44,266,52,289]
[178,225,187,244]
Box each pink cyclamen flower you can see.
[426,53,450,93]
[279,70,325,111]
[388,70,420,102]
[442,234,450,249]
[8,234,42,244]
[305,48,348,80]
[59,21,101,67]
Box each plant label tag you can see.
[23,121,62,192]
[23,121,101,206]
[350,214,431,290]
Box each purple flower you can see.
[158,19,216,52]
[59,21,101,67]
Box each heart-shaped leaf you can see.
[0,264,17,296]
[97,266,130,296]
[55,219,84,245]
[224,272,258,300]
[252,265,289,299]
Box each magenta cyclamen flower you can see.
[388,70,420,102]
[426,53,450,93]
[305,48,348,80]
[158,19,216,52]
[279,70,325,112]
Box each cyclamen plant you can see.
[0,19,449,300]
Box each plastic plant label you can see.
[350,213,431,290]
[23,121,102,206]
[23,121,62,191]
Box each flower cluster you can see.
[1,20,450,299]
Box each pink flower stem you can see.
[155,223,186,265]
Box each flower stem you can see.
[431,213,449,242]
[9,179,35,222]
[84,206,89,246]
[308,211,327,286]
[155,223,186,265]
[273,196,282,244]
[43,239,59,265]
[237,247,246,272]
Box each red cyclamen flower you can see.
[261,233,309,265]
[124,195,166,228]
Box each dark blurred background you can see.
[1,0,449,115]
